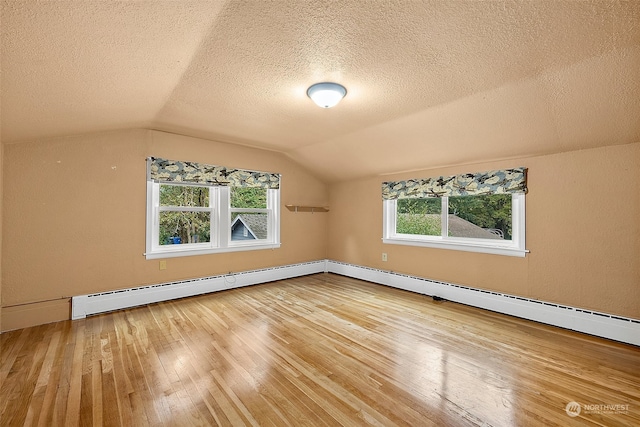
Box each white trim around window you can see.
[383,193,527,257]
[145,182,280,259]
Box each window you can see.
[382,168,527,257]
[145,158,280,259]
[384,193,525,256]
[230,187,270,242]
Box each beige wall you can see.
[3,129,638,331]
[1,129,329,330]
[328,142,640,319]
[0,140,3,331]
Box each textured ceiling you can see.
[2,1,639,182]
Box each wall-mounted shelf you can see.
[285,205,329,213]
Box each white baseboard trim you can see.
[326,260,640,347]
[72,258,639,346]
[72,260,327,320]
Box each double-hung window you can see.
[382,168,528,257]
[145,158,280,259]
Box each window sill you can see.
[145,243,281,260]
[382,237,527,257]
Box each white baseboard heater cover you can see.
[325,260,640,347]
[72,261,327,320]
[72,259,639,346]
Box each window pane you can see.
[231,212,268,241]
[160,184,209,207]
[230,187,267,209]
[448,194,512,240]
[396,198,441,236]
[159,211,211,245]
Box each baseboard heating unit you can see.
[72,259,639,346]
[72,260,327,320]
[325,260,640,347]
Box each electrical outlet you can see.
[159,260,167,270]
[382,253,388,262]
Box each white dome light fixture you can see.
[307,82,347,108]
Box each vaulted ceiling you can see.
[2,1,639,182]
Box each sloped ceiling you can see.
[2,1,639,182]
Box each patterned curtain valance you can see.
[382,167,527,200]
[148,157,280,189]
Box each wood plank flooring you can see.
[1,273,639,426]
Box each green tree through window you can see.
[449,194,512,239]
[231,187,266,208]
[395,194,512,239]
[396,198,441,236]
[159,185,210,245]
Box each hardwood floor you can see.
[1,273,639,426]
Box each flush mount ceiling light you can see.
[306,82,347,108]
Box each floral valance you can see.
[382,167,527,200]
[148,157,280,189]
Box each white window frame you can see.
[383,193,527,257]
[145,182,280,259]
